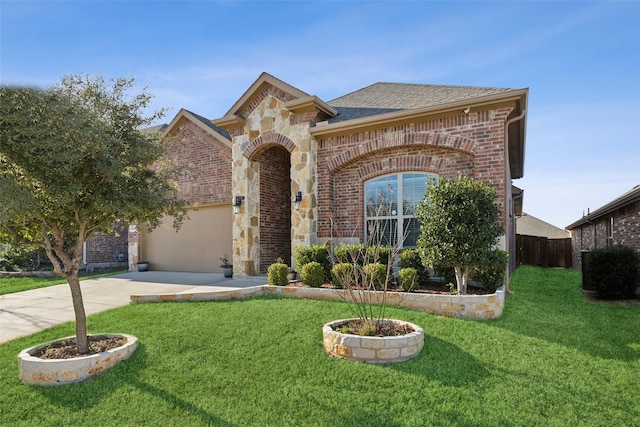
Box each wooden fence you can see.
[516,234,572,268]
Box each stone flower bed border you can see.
[323,318,424,364]
[19,334,138,386]
[131,285,505,320]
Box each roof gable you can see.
[223,72,309,117]
[164,108,232,148]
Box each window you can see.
[365,173,438,248]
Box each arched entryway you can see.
[254,145,292,273]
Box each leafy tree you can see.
[0,75,186,353]
[416,174,503,295]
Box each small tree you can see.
[416,174,503,295]
[0,75,186,354]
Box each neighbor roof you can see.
[566,185,640,229]
[327,82,513,123]
[517,212,570,239]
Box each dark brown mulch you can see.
[333,318,415,337]
[35,336,127,360]
[286,280,491,295]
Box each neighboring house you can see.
[517,213,570,239]
[130,72,528,276]
[566,185,640,269]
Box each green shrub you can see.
[433,261,456,285]
[362,262,387,290]
[399,248,429,280]
[398,267,418,291]
[300,261,325,287]
[331,263,355,288]
[0,245,50,271]
[333,243,365,265]
[366,245,391,266]
[295,245,331,280]
[473,250,509,292]
[267,262,289,286]
[585,246,640,300]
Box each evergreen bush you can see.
[331,263,355,288]
[585,246,640,299]
[300,261,325,287]
[267,262,289,286]
[398,267,419,291]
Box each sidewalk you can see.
[0,271,266,344]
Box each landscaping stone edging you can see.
[19,333,138,386]
[130,285,505,319]
[323,318,424,364]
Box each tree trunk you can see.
[454,266,471,295]
[66,273,90,354]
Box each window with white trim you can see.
[364,173,438,248]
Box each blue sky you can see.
[1,0,638,229]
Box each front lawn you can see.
[1,266,638,426]
[0,270,127,296]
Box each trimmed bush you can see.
[0,245,50,272]
[295,245,331,280]
[362,262,387,290]
[331,263,355,288]
[333,244,365,265]
[398,267,419,291]
[433,261,456,286]
[300,261,325,287]
[267,262,289,286]
[366,245,391,266]
[473,250,509,292]
[399,248,429,281]
[585,246,640,300]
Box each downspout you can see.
[503,108,526,294]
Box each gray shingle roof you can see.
[326,82,513,123]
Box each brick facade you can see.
[84,221,128,265]
[316,108,512,239]
[569,198,640,269]
[146,73,529,275]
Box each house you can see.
[129,73,528,277]
[566,185,640,269]
[517,213,570,239]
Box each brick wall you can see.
[570,200,640,268]
[85,221,128,264]
[256,146,292,272]
[168,119,232,206]
[316,107,512,240]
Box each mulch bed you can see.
[35,336,127,360]
[333,318,415,337]
[286,279,491,295]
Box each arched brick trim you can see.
[244,130,296,160]
[326,131,475,173]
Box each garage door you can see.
[141,206,232,272]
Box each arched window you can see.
[364,173,438,248]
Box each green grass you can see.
[0,270,127,295]
[1,266,639,426]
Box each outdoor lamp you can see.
[293,191,303,211]
[232,196,244,214]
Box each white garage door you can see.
[141,206,232,272]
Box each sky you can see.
[1,0,638,230]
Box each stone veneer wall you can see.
[228,90,320,275]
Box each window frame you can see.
[364,172,438,249]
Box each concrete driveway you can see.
[0,271,266,344]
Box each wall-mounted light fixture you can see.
[232,196,244,214]
[293,191,303,211]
